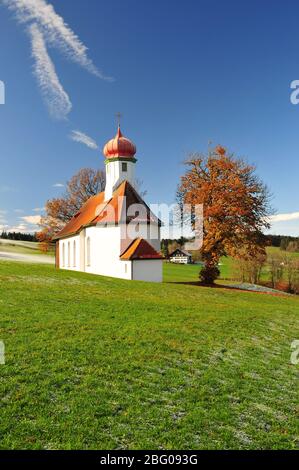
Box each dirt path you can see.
[0,251,54,264]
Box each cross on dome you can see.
[103,124,136,159]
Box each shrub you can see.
[199,265,220,284]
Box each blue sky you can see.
[0,0,299,235]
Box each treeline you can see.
[267,234,299,252]
[233,251,299,293]
[162,235,299,259]
[0,231,37,242]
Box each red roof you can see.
[120,238,163,260]
[103,126,136,159]
[52,191,105,240]
[53,181,161,240]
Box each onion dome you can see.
[103,126,136,159]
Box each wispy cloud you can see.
[32,207,45,212]
[69,130,98,150]
[269,212,299,223]
[53,183,64,188]
[20,215,41,225]
[14,209,24,213]
[29,23,72,120]
[3,0,112,80]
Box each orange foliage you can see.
[178,146,272,283]
[36,228,53,253]
[39,168,106,242]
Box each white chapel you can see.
[53,125,163,282]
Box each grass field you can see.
[0,239,43,255]
[0,260,298,449]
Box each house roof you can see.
[169,248,192,257]
[52,191,105,240]
[120,238,163,260]
[53,180,161,240]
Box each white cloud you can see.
[29,23,72,120]
[53,183,64,188]
[69,130,98,150]
[3,0,112,80]
[6,223,29,233]
[0,221,40,234]
[32,207,45,212]
[269,212,299,222]
[20,215,41,225]
[14,209,24,213]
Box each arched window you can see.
[86,237,91,266]
[73,240,76,267]
[62,243,65,267]
[68,241,71,267]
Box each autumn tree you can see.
[178,145,272,284]
[233,253,266,284]
[38,168,106,246]
[283,255,297,292]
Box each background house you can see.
[169,248,192,264]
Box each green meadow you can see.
[0,260,298,449]
[0,239,43,256]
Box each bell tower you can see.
[103,125,137,201]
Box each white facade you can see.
[59,227,130,280]
[59,234,80,271]
[58,224,162,282]
[105,158,135,201]
[169,255,190,264]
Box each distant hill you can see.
[0,238,41,255]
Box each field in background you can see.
[168,247,299,282]
[0,260,298,449]
[0,239,55,258]
[0,239,42,255]
[266,246,299,258]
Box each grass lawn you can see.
[164,258,237,283]
[0,260,298,449]
[163,262,201,283]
